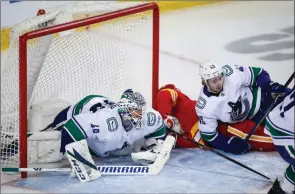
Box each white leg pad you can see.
[28,131,64,163]
[28,99,71,132]
[65,139,101,183]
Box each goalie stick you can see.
[2,165,160,175]
[2,135,175,176]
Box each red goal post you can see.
[2,2,159,178]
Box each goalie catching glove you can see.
[131,138,167,165]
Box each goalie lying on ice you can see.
[23,89,175,181]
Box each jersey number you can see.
[199,116,206,125]
[91,124,100,133]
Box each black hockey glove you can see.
[225,136,251,155]
[263,81,286,99]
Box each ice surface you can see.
[7,149,286,193]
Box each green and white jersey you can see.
[67,95,116,118]
[63,106,166,157]
[132,107,166,140]
[196,64,263,142]
[265,89,294,146]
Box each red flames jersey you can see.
[156,84,204,148]
[156,84,275,151]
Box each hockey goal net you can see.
[1,2,159,178]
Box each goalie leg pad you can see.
[28,99,71,132]
[65,139,101,183]
[42,106,71,131]
[28,131,64,163]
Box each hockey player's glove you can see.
[206,132,251,155]
[263,81,286,99]
[163,115,184,134]
[225,136,251,155]
[131,138,165,165]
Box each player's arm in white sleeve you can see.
[144,109,166,140]
[222,64,269,87]
[123,109,166,146]
[129,110,171,165]
[228,64,286,94]
[196,100,251,155]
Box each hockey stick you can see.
[245,72,295,141]
[167,128,271,180]
[2,135,176,176]
[2,165,157,175]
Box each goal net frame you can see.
[15,2,159,178]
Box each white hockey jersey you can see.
[265,88,294,146]
[196,64,262,141]
[67,95,116,118]
[63,106,165,157]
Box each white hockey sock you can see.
[280,173,295,194]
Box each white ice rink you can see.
[1,1,294,193]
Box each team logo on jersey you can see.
[196,97,206,109]
[147,112,156,126]
[222,65,233,76]
[107,117,118,132]
[228,96,250,122]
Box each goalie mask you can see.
[118,89,147,131]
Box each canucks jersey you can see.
[62,106,166,157]
[67,95,117,118]
[265,88,294,146]
[196,64,264,142]
[44,95,117,131]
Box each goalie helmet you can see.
[199,60,225,93]
[118,89,147,131]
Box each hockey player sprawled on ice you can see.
[195,61,291,155]
[25,89,175,182]
[156,84,275,151]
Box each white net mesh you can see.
[1,1,156,169]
